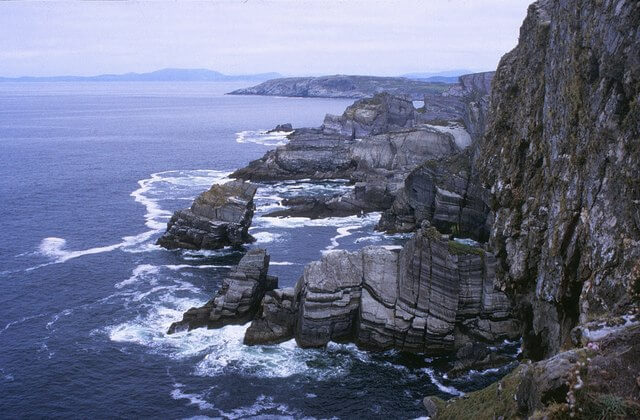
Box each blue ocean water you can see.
[0,82,515,418]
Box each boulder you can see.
[157,180,257,250]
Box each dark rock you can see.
[378,151,491,243]
[267,123,293,133]
[167,249,275,333]
[157,180,257,250]
[244,287,297,345]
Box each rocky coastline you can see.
[228,74,451,100]
[161,0,640,416]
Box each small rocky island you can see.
[156,180,257,250]
[161,0,640,417]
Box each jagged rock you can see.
[228,75,449,100]
[246,229,519,356]
[167,249,276,333]
[244,287,297,345]
[475,0,640,359]
[157,180,257,250]
[267,123,293,133]
[378,151,491,242]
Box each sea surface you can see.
[0,82,516,419]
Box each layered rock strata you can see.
[378,150,491,242]
[245,227,519,355]
[167,249,276,333]
[157,180,257,250]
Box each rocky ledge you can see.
[157,180,257,250]
[167,249,277,333]
[245,226,519,363]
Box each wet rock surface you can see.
[167,249,276,333]
[157,180,257,250]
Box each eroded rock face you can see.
[244,287,297,345]
[157,180,257,250]
[378,151,491,242]
[476,0,640,359]
[167,249,276,333]
[246,228,519,355]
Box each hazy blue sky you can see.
[0,0,533,77]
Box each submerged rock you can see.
[167,249,276,333]
[157,180,257,250]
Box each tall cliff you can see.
[477,0,639,359]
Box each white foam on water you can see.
[171,383,215,411]
[252,231,282,244]
[115,264,161,289]
[326,225,361,251]
[29,170,231,270]
[215,394,297,419]
[354,235,384,244]
[269,261,296,266]
[256,212,381,230]
[236,130,292,147]
[421,367,464,396]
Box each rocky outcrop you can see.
[267,123,293,133]
[245,227,519,356]
[475,0,640,359]
[378,151,491,242]
[426,315,640,419]
[157,180,257,250]
[322,94,416,138]
[167,249,276,333]
[228,75,449,100]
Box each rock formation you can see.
[267,123,293,133]
[167,249,276,333]
[378,150,491,242]
[228,74,449,100]
[157,180,257,250]
[475,0,640,360]
[244,227,519,357]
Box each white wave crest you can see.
[236,130,292,147]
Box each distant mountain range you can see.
[0,68,282,82]
[400,70,475,83]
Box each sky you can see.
[0,0,533,78]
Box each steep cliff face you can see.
[477,0,640,359]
